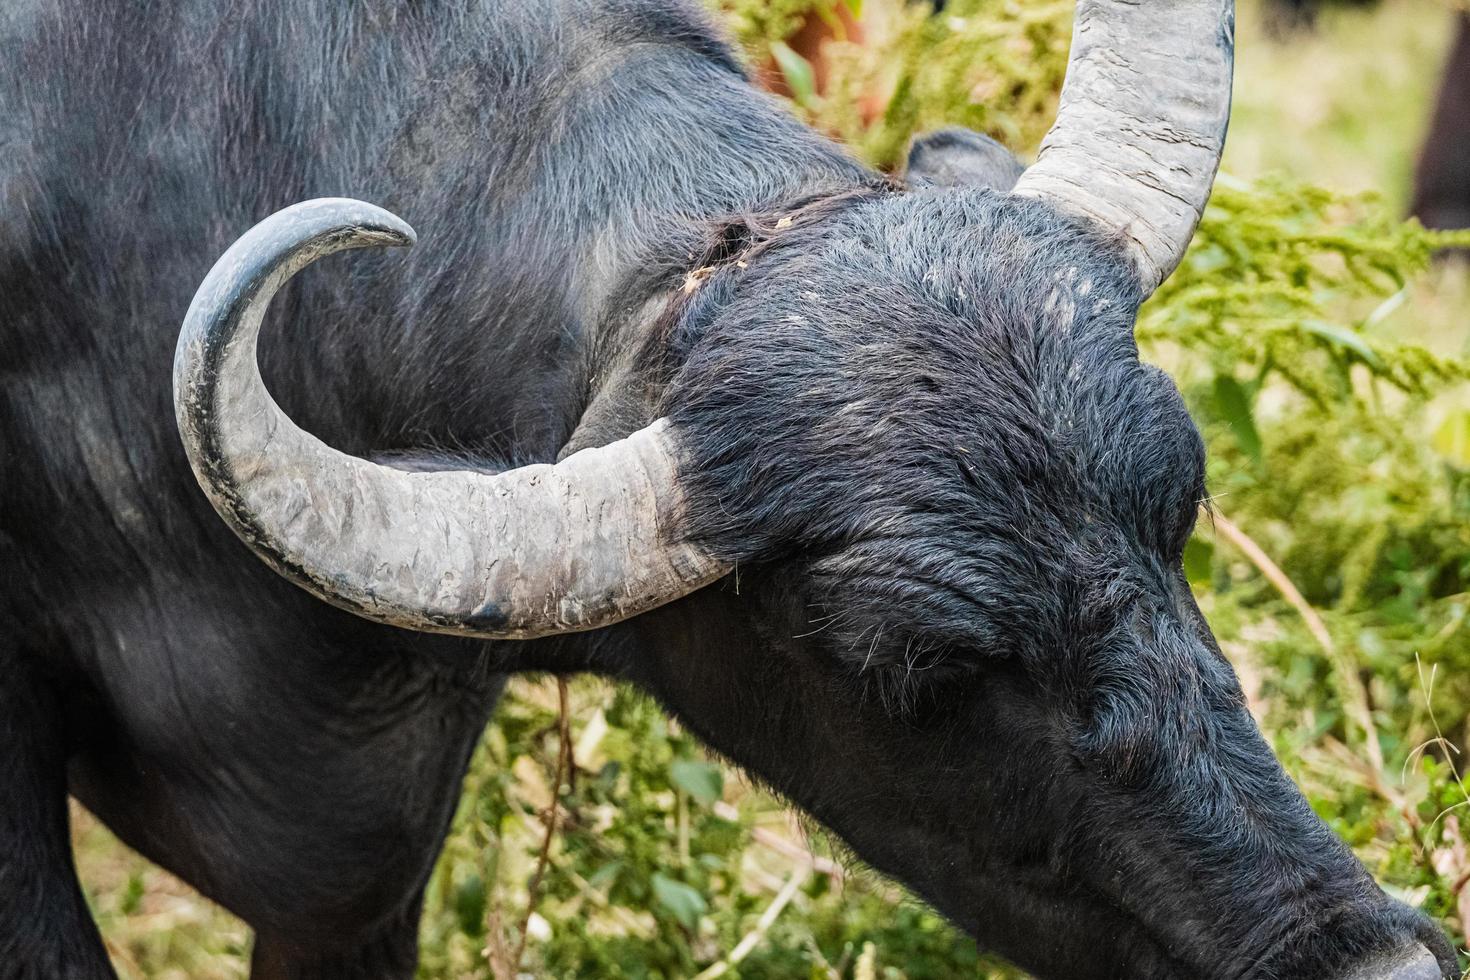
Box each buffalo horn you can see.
[1013,0,1236,292]
[173,198,727,639]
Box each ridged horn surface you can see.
[1013,0,1236,292]
[174,198,727,640]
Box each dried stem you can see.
[691,866,811,980]
[1208,507,1384,774]
[490,678,575,980]
[712,801,847,881]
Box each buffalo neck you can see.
[241,2,874,469]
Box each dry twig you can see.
[712,801,846,881]
[1208,507,1384,773]
[488,678,575,980]
[691,865,811,980]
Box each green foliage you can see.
[415,679,1014,978]
[712,0,837,53]
[1143,178,1470,402]
[819,0,1070,168]
[717,0,1071,170]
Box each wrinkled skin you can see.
[0,0,1453,977]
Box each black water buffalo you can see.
[1262,0,1375,32]
[1265,0,1469,238]
[0,0,1456,977]
[1412,13,1470,236]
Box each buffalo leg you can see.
[1412,14,1470,233]
[248,891,422,980]
[0,646,115,980]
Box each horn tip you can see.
[370,214,417,249]
[290,197,417,249]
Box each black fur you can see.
[906,128,1025,191]
[0,1,1452,978]
[650,188,1453,976]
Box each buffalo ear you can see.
[559,317,666,460]
[904,128,1024,192]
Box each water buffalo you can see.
[1261,0,1375,32]
[1,0,1456,977]
[1412,13,1470,237]
[1261,0,1469,239]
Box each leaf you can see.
[1183,535,1215,588]
[120,872,146,916]
[770,40,817,108]
[1301,321,1383,369]
[1211,374,1263,463]
[651,872,707,929]
[1434,409,1470,469]
[587,860,623,890]
[453,873,486,937]
[669,758,724,805]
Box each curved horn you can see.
[174,198,727,639]
[1013,0,1236,292]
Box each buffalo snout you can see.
[1337,944,1448,980]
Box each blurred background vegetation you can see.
[74,0,1470,976]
